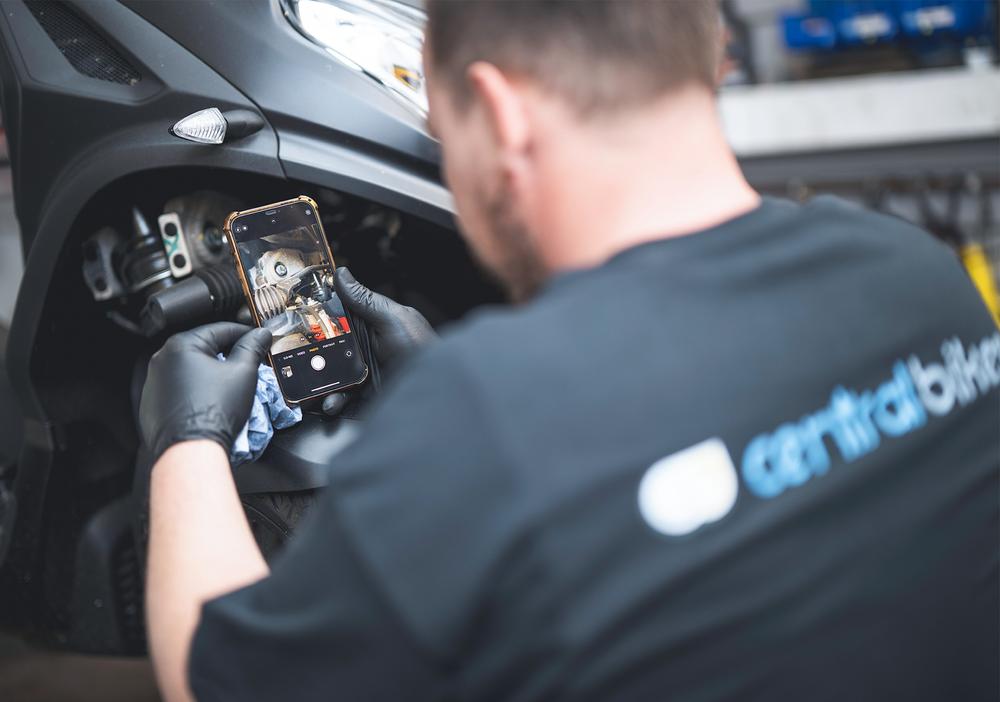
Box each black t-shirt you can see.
[190,197,1000,701]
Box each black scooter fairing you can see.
[123,0,454,227]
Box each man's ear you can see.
[465,61,530,158]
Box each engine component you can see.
[140,263,245,336]
[254,284,288,321]
[157,212,194,278]
[82,226,127,301]
[161,191,241,269]
[116,208,173,295]
[241,240,348,352]
[250,242,325,321]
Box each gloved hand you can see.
[322,267,436,415]
[140,322,272,463]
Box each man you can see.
[139,2,1000,700]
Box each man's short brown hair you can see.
[425,0,722,115]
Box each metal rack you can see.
[720,66,1000,187]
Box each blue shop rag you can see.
[218,355,303,466]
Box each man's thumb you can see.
[321,392,350,416]
[335,267,384,318]
[228,327,272,366]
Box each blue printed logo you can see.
[741,332,1000,499]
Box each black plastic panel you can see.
[121,0,454,227]
[233,415,362,495]
[26,0,141,85]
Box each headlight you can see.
[282,0,427,117]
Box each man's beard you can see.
[473,181,549,304]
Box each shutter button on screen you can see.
[310,355,326,371]
[345,350,353,358]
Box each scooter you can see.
[0,0,500,655]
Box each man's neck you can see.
[530,86,760,274]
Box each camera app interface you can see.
[238,226,350,355]
[233,202,365,399]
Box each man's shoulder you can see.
[442,301,562,346]
[786,195,977,307]
[804,195,950,256]
[428,295,582,380]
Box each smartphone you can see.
[225,196,368,404]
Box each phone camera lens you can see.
[164,222,178,238]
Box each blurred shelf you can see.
[738,136,999,189]
[721,66,1000,155]
[720,66,1000,185]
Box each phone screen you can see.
[229,199,367,402]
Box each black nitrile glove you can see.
[322,267,436,415]
[140,322,272,463]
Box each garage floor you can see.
[0,140,161,701]
[0,636,159,702]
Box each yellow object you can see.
[960,243,1000,328]
[393,65,422,91]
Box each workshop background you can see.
[0,0,998,700]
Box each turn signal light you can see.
[170,107,227,145]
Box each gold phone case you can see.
[223,195,369,404]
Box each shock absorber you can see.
[140,263,245,335]
[116,207,173,296]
